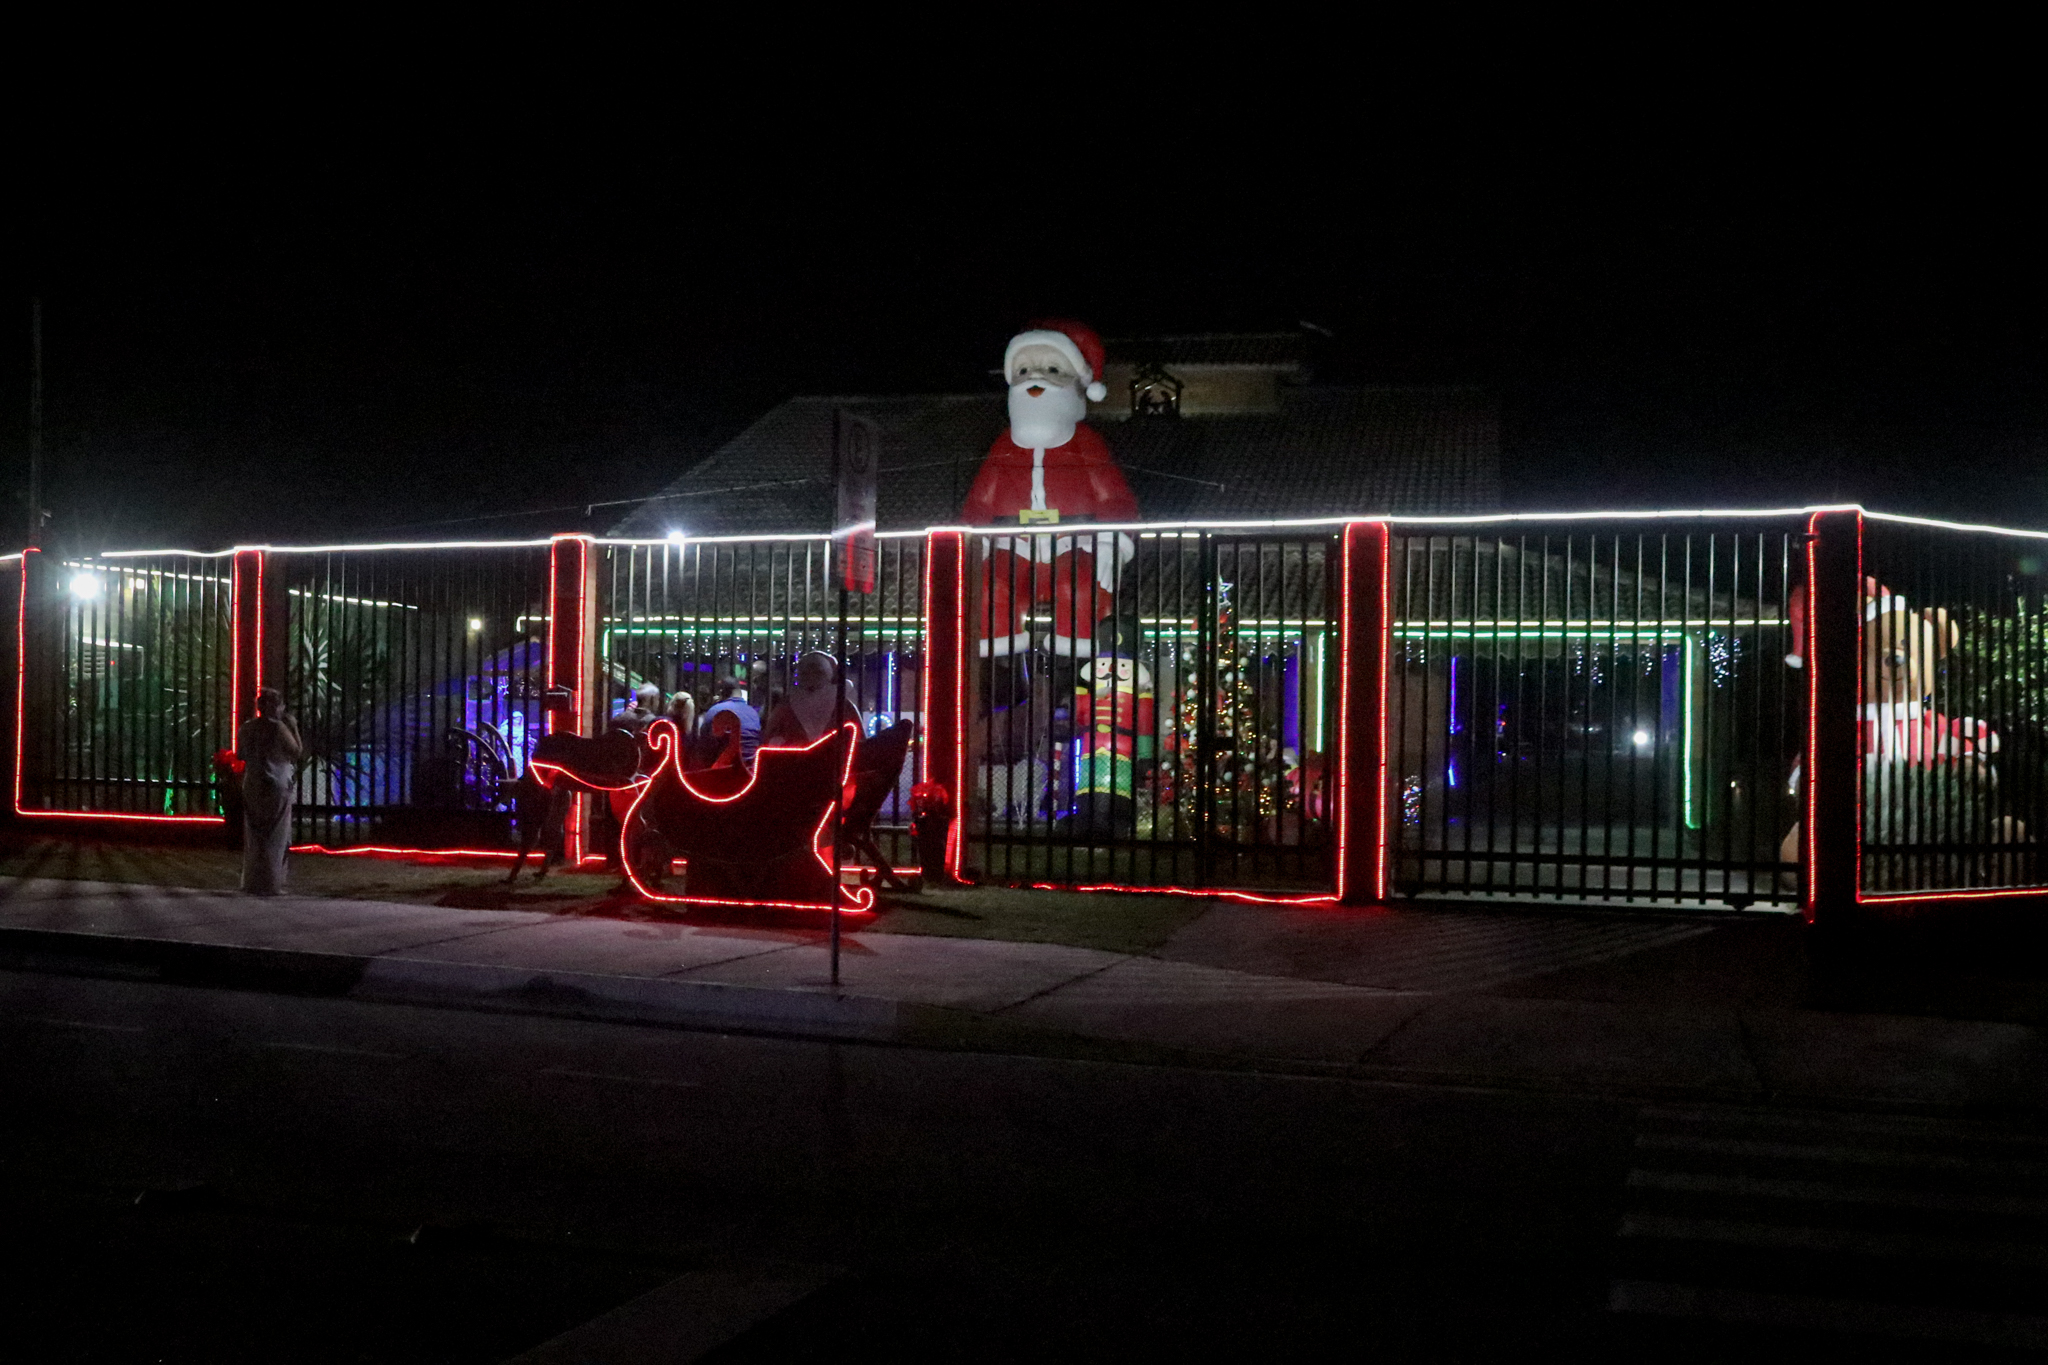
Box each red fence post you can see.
[921,530,969,882]
[1337,520,1390,905]
[10,548,41,815]
[1805,509,1863,926]
[548,534,598,864]
[231,548,266,727]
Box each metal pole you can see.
[28,298,43,548]
[832,583,848,986]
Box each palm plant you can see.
[287,608,395,797]
[1939,596,2048,825]
[63,573,231,815]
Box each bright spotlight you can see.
[68,573,102,601]
[467,617,484,633]
[666,529,687,543]
[1632,729,1651,747]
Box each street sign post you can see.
[829,410,880,985]
[832,410,879,594]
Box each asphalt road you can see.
[4,969,2041,1362]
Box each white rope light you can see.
[35,504,2048,561]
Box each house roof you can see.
[611,385,1499,538]
[1103,331,1311,368]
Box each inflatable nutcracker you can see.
[1060,651,1155,837]
[1779,576,2014,868]
[965,319,1140,657]
[1784,577,1998,767]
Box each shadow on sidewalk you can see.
[1805,908,2048,1026]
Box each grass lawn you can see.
[0,832,1213,957]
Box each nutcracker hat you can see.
[1091,616,1140,659]
[1784,576,1955,669]
[1006,318,1109,402]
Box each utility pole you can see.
[28,298,43,548]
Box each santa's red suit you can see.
[965,423,1140,656]
[1786,698,2000,796]
[1861,701,1998,765]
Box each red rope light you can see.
[19,809,225,826]
[1335,528,1352,901]
[253,550,264,696]
[229,554,242,723]
[949,533,968,880]
[291,844,525,860]
[1374,522,1392,901]
[527,761,649,794]
[919,536,936,790]
[1852,513,1866,905]
[1028,882,1338,906]
[1861,886,2048,904]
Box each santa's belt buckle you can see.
[1017,508,1061,525]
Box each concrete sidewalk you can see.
[2,875,2043,1113]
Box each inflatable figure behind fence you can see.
[1780,576,2024,883]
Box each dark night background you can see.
[5,128,2041,550]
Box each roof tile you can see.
[613,386,1498,537]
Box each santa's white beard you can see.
[1007,380,1085,449]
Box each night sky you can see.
[7,130,2042,551]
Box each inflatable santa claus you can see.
[964,319,1139,657]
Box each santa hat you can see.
[1005,318,1109,402]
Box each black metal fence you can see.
[17,553,235,818]
[283,545,553,848]
[25,514,2048,913]
[1387,520,1806,908]
[963,527,1339,892]
[597,535,926,863]
[1859,515,2046,895]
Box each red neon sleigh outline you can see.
[621,718,875,913]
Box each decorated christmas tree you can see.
[1161,580,1292,840]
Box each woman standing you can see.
[237,687,303,895]
[664,688,697,735]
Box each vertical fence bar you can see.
[231,549,264,729]
[260,553,287,721]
